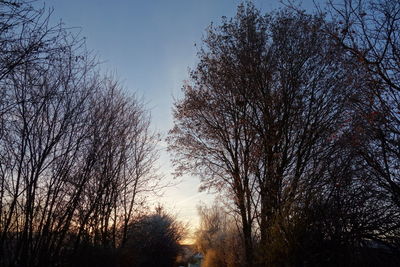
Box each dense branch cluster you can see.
[169,1,400,266]
[0,2,163,267]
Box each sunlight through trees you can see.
[1,0,400,266]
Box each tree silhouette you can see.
[0,2,161,266]
[119,207,185,267]
[169,2,400,266]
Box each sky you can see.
[46,0,318,241]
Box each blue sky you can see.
[47,0,318,238]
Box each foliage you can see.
[195,204,243,267]
[169,1,400,266]
[119,207,186,267]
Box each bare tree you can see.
[168,4,360,266]
[0,17,96,265]
[0,2,161,266]
[325,0,400,208]
[168,2,400,266]
[168,5,267,265]
[71,77,161,252]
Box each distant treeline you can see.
[169,1,400,266]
